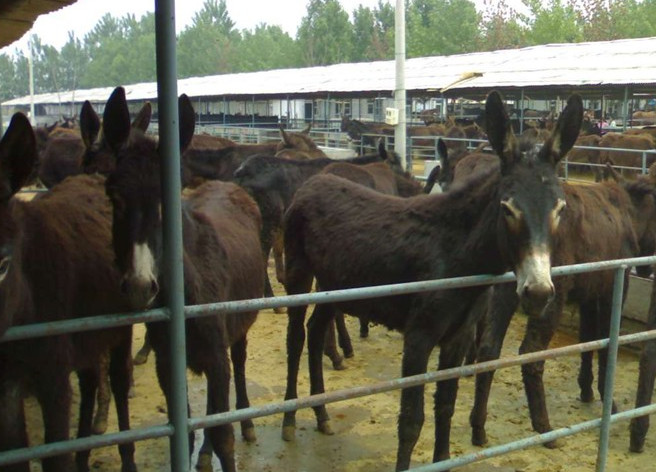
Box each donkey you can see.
[275,125,327,160]
[0,113,135,472]
[280,91,583,471]
[90,87,265,472]
[468,157,644,450]
[233,142,399,366]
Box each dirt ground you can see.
[19,263,656,472]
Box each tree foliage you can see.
[2,0,656,100]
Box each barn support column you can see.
[222,96,226,126]
[622,86,630,131]
[325,93,330,128]
[394,0,407,171]
[154,1,190,470]
[251,95,255,128]
[519,89,525,134]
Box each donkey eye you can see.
[0,257,11,277]
[501,200,520,220]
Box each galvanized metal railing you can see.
[2,255,656,471]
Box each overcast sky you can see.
[1,0,397,55]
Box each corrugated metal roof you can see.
[4,36,656,107]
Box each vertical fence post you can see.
[154,1,190,470]
[595,266,627,472]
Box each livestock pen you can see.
[4,3,656,472]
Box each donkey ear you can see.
[301,123,311,134]
[279,126,292,146]
[377,138,387,160]
[485,91,517,169]
[437,138,448,162]
[103,87,132,152]
[80,100,100,149]
[0,113,37,200]
[547,94,583,162]
[178,94,196,153]
[131,101,152,133]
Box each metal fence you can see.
[2,255,656,471]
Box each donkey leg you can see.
[38,371,75,472]
[0,379,30,472]
[396,330,433,472]
[578,299,599,403]
[205,349,236,472]
[281,261,313,441]
[359,317,370,338]
[75,368,99,472]
[109,333,137,472]
[231,336,256,442]
[520,292,564,448]
[470,283,518,447]
[630,282,656,452]
[307,303,338,435]
[433,339,472,468]
[151,327,195,464]
[323,318,345,370]
[92,350,111,435]
[594,296,618,414]
[334,310,354,359]
[133,330,151,366]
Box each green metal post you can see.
[154,1,190,470]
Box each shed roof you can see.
[0,0,76,49]
[4,36,656,107]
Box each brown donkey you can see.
[87,87,265,472]
[0,114,135,472]
[281,92,583,470]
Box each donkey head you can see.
[101,86,195,309]
[80,95,152,177]
[486,91,582,315]
[0,113,37,334]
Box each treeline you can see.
[1,0,656,102]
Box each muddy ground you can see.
[21,265,656,472]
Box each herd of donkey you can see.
[3,85,656,472]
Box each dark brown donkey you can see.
[89,87,264,472]
[0,114,135,472]
[233,142,399,366]
[468,159,644,450]
[281,92,583,471]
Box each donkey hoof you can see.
[282,425,296,441]
[579,390,594,403]
[343,349,354,359]
[318,420,334,436]
[630,434,645,453]
[195,452,213,472]
[471,427,487,446]
[92,419,108,435]
[133,353,149,365]
[543,438,561,449]
[332,359,347,371]
[242,426,257,443]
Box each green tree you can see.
[297,0,354,66]
[237,25,301,72]
[406,0,481,57]
[81,13,156,87]
[0,53,27,102]
[177,0,241,77]
[351,3,394,62]
[477,0,527,51]
[523,0,582,45]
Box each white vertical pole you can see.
[394,0,407,170]
[28,38,36,126]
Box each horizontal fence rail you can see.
[1,255,656,470]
